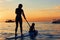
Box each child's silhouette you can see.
[29,23,38,39]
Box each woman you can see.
[15,4,26,37]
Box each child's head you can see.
[32,23,35,26]
[29,23,35,32]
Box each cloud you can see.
[0,0,14,3]
[0,0,13,1]
[55,6,60,9]
[52,6,60,9]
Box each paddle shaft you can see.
[25,19,30,27]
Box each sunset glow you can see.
[0,0,60,22]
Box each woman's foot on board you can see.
[15,33,17,40]
[21,34,24,37]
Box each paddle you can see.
[25,19,30,27]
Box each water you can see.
[0,22,60,40]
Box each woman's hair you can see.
[18,4,23,8]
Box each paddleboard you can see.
[6,33,29,39]
[6,30,38,40]
[6,32,60,40]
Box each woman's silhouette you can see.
[15,4,26,37]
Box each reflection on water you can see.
[0,22,60,40]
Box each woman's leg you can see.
[19,19,23,35]
[15,21,18,35]
[15,20,18,40]
[15,17,18,38]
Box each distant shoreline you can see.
[52,19,60,24]
[5,20,15,23]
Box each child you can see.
[29,23,38,39]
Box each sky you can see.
[0,0,60,22]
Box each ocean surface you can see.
[0,22,60,40]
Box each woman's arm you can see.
[22,10,26,19]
